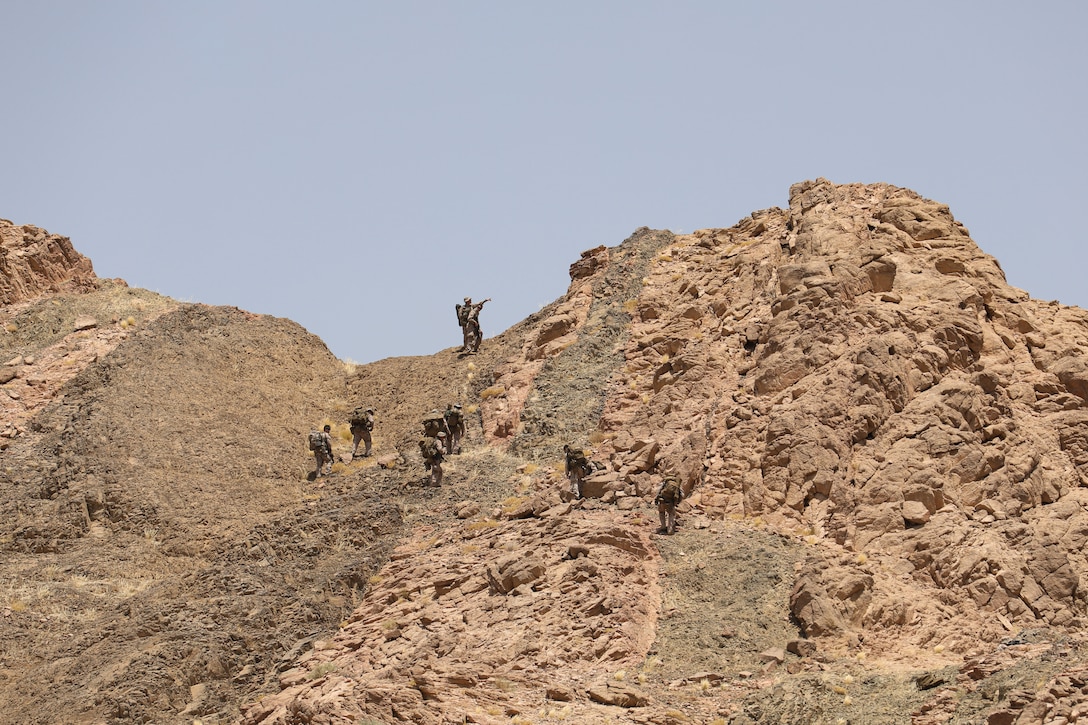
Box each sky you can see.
[2,2,1085,363]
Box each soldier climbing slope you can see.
[419,431,445,486]
[564,444,592,500]
[655,474,684,534]
[349,406,375,458]
[444,403,465,454]
[422,409,451,453]
[308,424,334,478]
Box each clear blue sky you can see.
[2,2,1085,363]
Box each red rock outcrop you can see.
[243,180,1088,723]
[0,219,96,304]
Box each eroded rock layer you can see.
[0,219,96,304]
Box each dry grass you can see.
[479,385,506,399]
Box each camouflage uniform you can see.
[444,403,465,454]
[312,425,334,477]
[564,444,591,500]
[456,298,472,352]
[422,410,451,453]
[655,476,683,534]
[419,432,445,486]
[350,407,375,458]
[457,297,489,353]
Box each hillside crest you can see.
[5,179,1088,724]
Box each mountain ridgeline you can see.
[4,181,1088,723]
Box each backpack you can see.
[657,480,682,505]
[308,430,324,452]
[350,407,370,428]
[422,413,444,435]
[420,437,441,462]
[456,303,470,326]
[445,408,463,426]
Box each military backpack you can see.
[350,408,372,430]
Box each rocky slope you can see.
[5,181,1088,724]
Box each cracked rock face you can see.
[0,220,96,305]
[13,180,1088,724]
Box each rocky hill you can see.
[5,180,1088,724]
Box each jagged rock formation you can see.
[252,179,1088,723]
[487,178,1088,652]
[9,181,1088,724]
[0,220,96,304]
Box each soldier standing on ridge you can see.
[456,298,473,352]
[457,297,490,354]
[444,403,465,454]
[655,474,683,534]
[349,406,375,458]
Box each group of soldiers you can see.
[417,403,465,486]
[308,294,685,532]
[308,405,377,478]
[564,443,684,535]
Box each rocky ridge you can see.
[5,181,1088,724]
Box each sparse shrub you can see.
[613,670,626,681]
[479,385,506,399]
[465,403,479,414]
[855,553,867,564]
[307,662,337,680]
[501,497,528,515]
[587,430,606,444]
[623,299,638,314]
[126,316,136,327]
[466,519,498,533]
[367,574,383,586]
[4,322,17,333]
[380,619,398,632]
